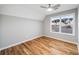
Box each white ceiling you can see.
[0,4,78,21]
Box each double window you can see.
[50,13,75,35]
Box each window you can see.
[50,13,75,35]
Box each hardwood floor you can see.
[0,36,78,55]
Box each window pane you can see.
[61,15,74,34]
[51,17,60,32]
[52,25,59,32]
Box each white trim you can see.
[43,35,78,45]
[0,35,42,51]
[50,13,75,36]
[0,35,78,51]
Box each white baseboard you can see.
[0,35,42,51]
[0,35,78,51]
[43,35,78,45]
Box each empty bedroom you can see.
[0,4,79,55]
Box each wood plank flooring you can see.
[0,36,78,55]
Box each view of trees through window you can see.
[50,13,75,35]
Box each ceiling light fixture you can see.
[40,4,60,12]
[46,8,53,11]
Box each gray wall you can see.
[43,8,78,44]
[0,8,78,50]
[0,14,42,49]
[0,17,2,48]
[78,7,79,48]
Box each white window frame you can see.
[50,13,75,36]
